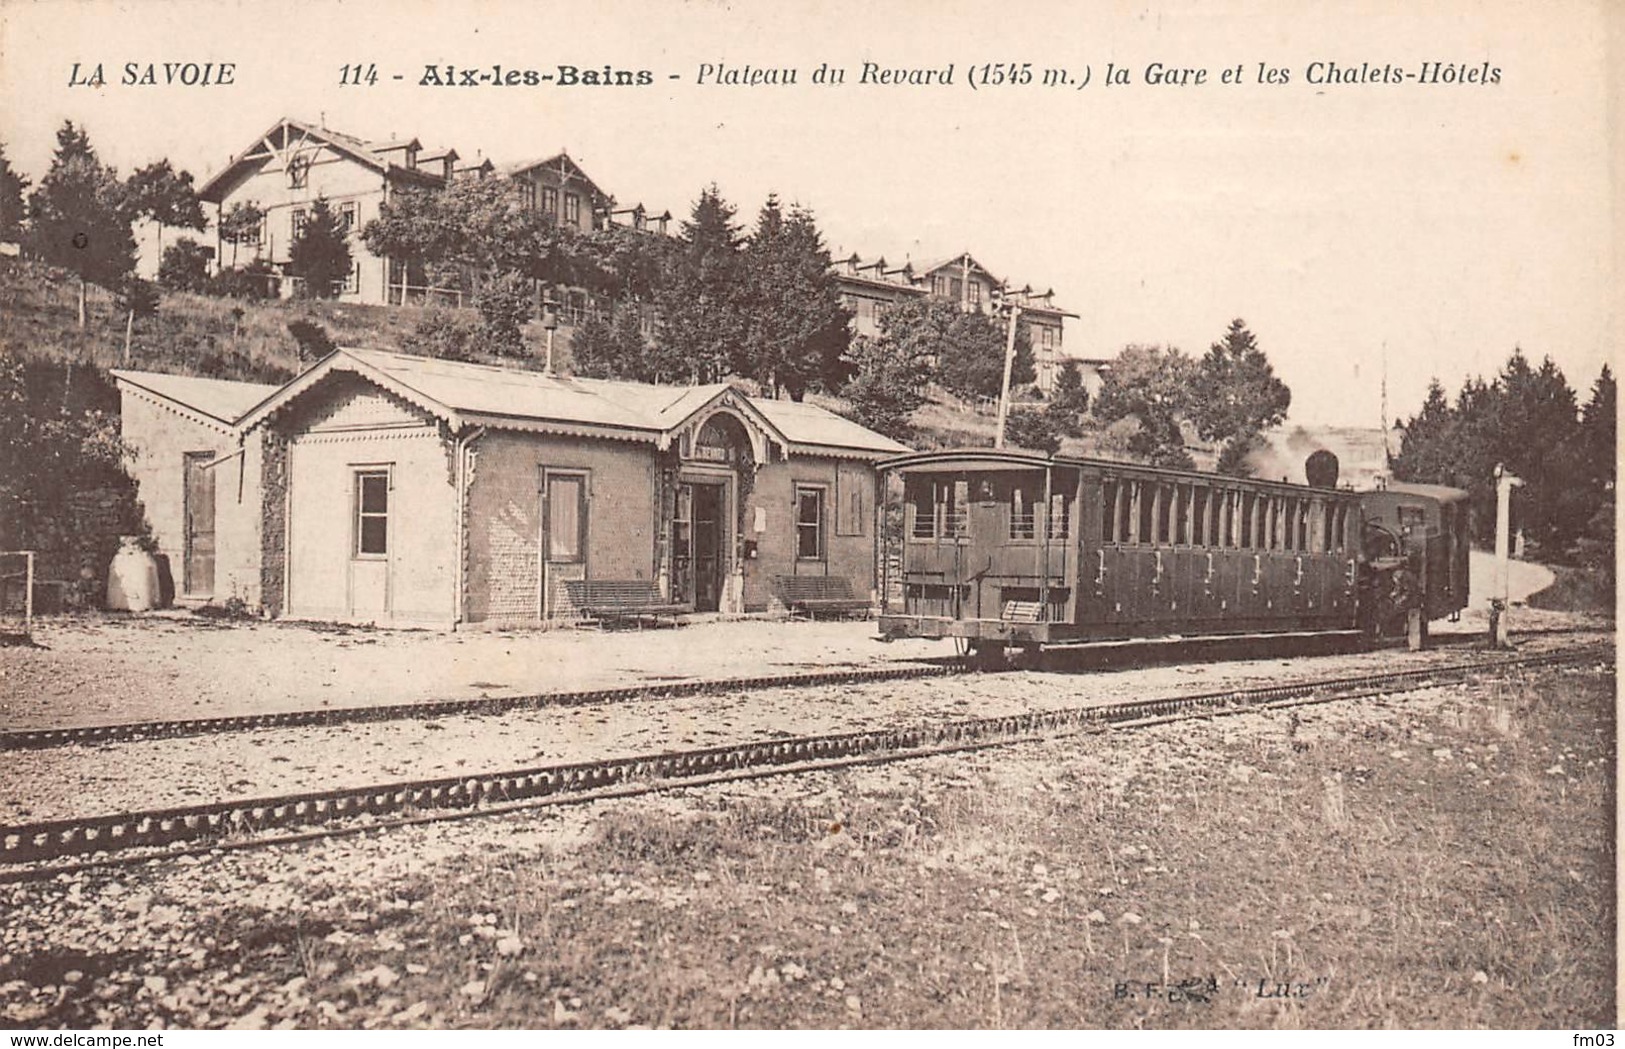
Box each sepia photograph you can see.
[0,0,1617,1032]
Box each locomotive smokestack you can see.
[1305,449,1340,488]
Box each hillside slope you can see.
[1,259,1385,473]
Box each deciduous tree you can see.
[839,326,934,442]
[124,158,205,258]
[216,201,265,269]
[933,305,1034,402]
[1092,343,1197,469]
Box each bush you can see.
[407,308,479,362]
[287,319,336,364]
[114,277,159,320]
[206,260,276,300]
[158,239,212,293]
[475,272,533,358]
[1004,407,1062,455]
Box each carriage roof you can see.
[878,448,1364,500]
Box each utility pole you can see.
[1380,340,1390,464]
[993,296,1021,449]
[1490,463,1523,648]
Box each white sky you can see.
[0,0,1616,427]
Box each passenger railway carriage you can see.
[876,448,1443,657]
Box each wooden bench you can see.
[773,575,871,619]
[1001,600,1044,622]
[563,580,689,627]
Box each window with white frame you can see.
[564,193,581,225]
[354,470,389,557]
[542,186,559,217]
[795,486,825,560]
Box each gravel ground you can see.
[0,627,1606,825]
[0,616,948,731]
[0,592,1597,734]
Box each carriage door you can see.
[542,471,588,618]
[182,451,216,598]
[965,477,1010,618]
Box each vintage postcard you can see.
[0,0,1616,1033]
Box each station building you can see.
[114,350,908,628]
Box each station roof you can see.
[111,369,282,428]
[135,349,908,460]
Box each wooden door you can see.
[183,451,216,597]
[543,472,587,618]
[692,482,724,612]
[348,469,390,620]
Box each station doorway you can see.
[675,480,728,612]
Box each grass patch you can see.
[7,663,1609,1030]
[1526,564,1615,615]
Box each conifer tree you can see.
[653,185,748,384]
[27,121,136,326]
[740,196,851,399]
[0,141,29,244]
[286,197,352,298]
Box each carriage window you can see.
[911,479,966,540]
[1240,494,1256,549]
[1173,485,1190,545]
[910,484,934,539]
[1101,479,1118,542]
[951,480,970,536]
[1136,483,1154,544]
[1010,486,1035,540]
[1281,498,1295,551]
[1192,488,1208,546]
[1118,482,1133,543]
[1216,491,1230,547]
[1297,501,1310,551]
[1049,492,1070,540]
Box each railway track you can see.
[1,643,1609,875]
[4,624,1606,752]
[0,663,962,751]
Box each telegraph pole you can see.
[1490,462,1522,648]
[993,296,1021,449]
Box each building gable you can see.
[302,374,438,433]
[199,117,444,204]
